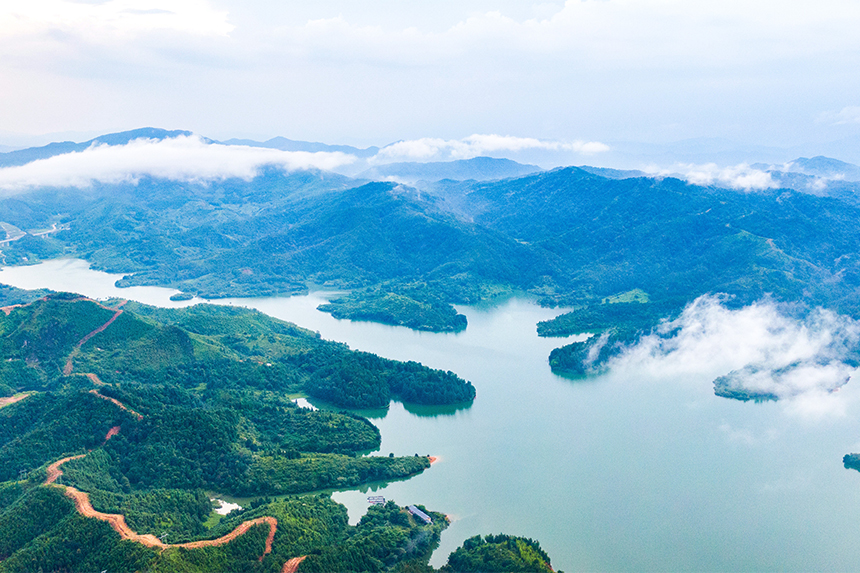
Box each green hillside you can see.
[0,295,475,409]
[0,290,546,572]
[4,165,860,385]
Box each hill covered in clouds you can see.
[1,130,860,397]
[0,128,193,168]
[1,132,860,316]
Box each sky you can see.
[2,0,860,162]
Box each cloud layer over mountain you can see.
[612,296,860,417]
[646,163,778,191]
[0,135,356,191]
[375,135,609,162]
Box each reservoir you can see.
[3,259,860,571]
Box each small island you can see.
[318,288,468,333]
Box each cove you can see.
[3,259,860,571]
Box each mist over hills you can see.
[219,136,379,158]
[1,130,859,320]
[357,157,542,184]
[1,128,860,339]
[0,128,193,168]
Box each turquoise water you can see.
[4,259,860,571]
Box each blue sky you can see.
[2,0,860,159]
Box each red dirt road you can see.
[45,454,279,558]
[0,394,30,408]
[281,555,307,573]
[88,390,144,420]
[86,373,107,386]
[45,454,86,484]
[61,485,278,552]
[63,299,127,375]
[1,304,24,315]
[104,425,121,442]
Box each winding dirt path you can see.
[0,393,31,408]
[45,454,86,484]
[88,389,144,421]
[63,299,127,375]
[45,455,279,556]
[0,296,49,316]
[281,555,307,573]
[1,304,24,316]
[35,297,309,567]
[86,373,107,386]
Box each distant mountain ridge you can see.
[220,136,379,158]
[786,156,860,181]
[358,156,542,183]
[0,128,192,168]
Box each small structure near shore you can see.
[407,504,432,524]
[367,496,385,505]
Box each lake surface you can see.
[4,258,860,571]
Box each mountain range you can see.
[1,128,859,366]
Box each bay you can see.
[3,259,860,571]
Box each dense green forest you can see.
[3,162,860,395]
[439,534,555,573]
[0,289,548,571]
[318,286,467,333]
[0,295,474,409]
[6,164,860,334]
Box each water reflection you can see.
[5,259,860,572]
[401,401,473,418]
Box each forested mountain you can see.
[3,135,860,378]
[0,291,511,572]
[0,294,474,410]
[4,157,859,321]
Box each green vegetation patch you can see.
[602,288,650,304]
[299,500,448,573]
[243,453,431,496]
[440,534,554,573]
[537,300,679,338]
[319,288,467,333]
[0,390,138,480]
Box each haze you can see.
[2,0,860,166]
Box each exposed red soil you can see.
[428,456,439,464]
[63,299,127,375]
[104,426,121,442]
[45,454,86,484]
[281,555,307,573]
[0,296,48,316]
[1,304,24,316]
[88,389,144,421]
[45,454,279,558]
[86,373,107,386]
[61,485,278,552]
[0,394,30,408]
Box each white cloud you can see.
[611,296,860,418]
[0,135,356,191]
[648,163,778,191]
[819,105,860,125]
[0,0,233,40]
[375,134,609,162]
[3,1,860,149]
